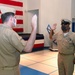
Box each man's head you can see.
[61,19,71,33]
[0,6,16,27]
[1,12,14,23]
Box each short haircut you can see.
[1,12,15,23]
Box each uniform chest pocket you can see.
[66,38,73,44]
[63,38,74,48]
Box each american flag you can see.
[0,0,23,32]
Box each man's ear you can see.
[9,16,13,22]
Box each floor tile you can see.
[28,63,57,74]
[41,57,58,68]
[20,52,38,57]
[20,50,59,75]
[49,70,58,75]
[73,72,75,75]
[25,55,54,62]
[34,50,58,57]
[20,58,36,66]
[20,65,48,75]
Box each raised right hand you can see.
[31,14,37,30]
[51,23,57,30]
[24,14,37,52]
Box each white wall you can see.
[23,0,72,47]
[27,0,40,10]
[22,0,27,33]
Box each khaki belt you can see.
[0,65,18,70]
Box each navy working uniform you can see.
[53,30,75,75]
[0,5,37,75]
[0,24,25,75]
[49,19,75,75]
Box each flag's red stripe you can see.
[33,43,44,48]
[0,19,2,23]
[13,28,23,32]
[0,0,23,7]
[16,11,23,15]
[0,19,23,24]
[0,10,23,16]
[17,20,23,24]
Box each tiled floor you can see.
[20,49,75,75]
